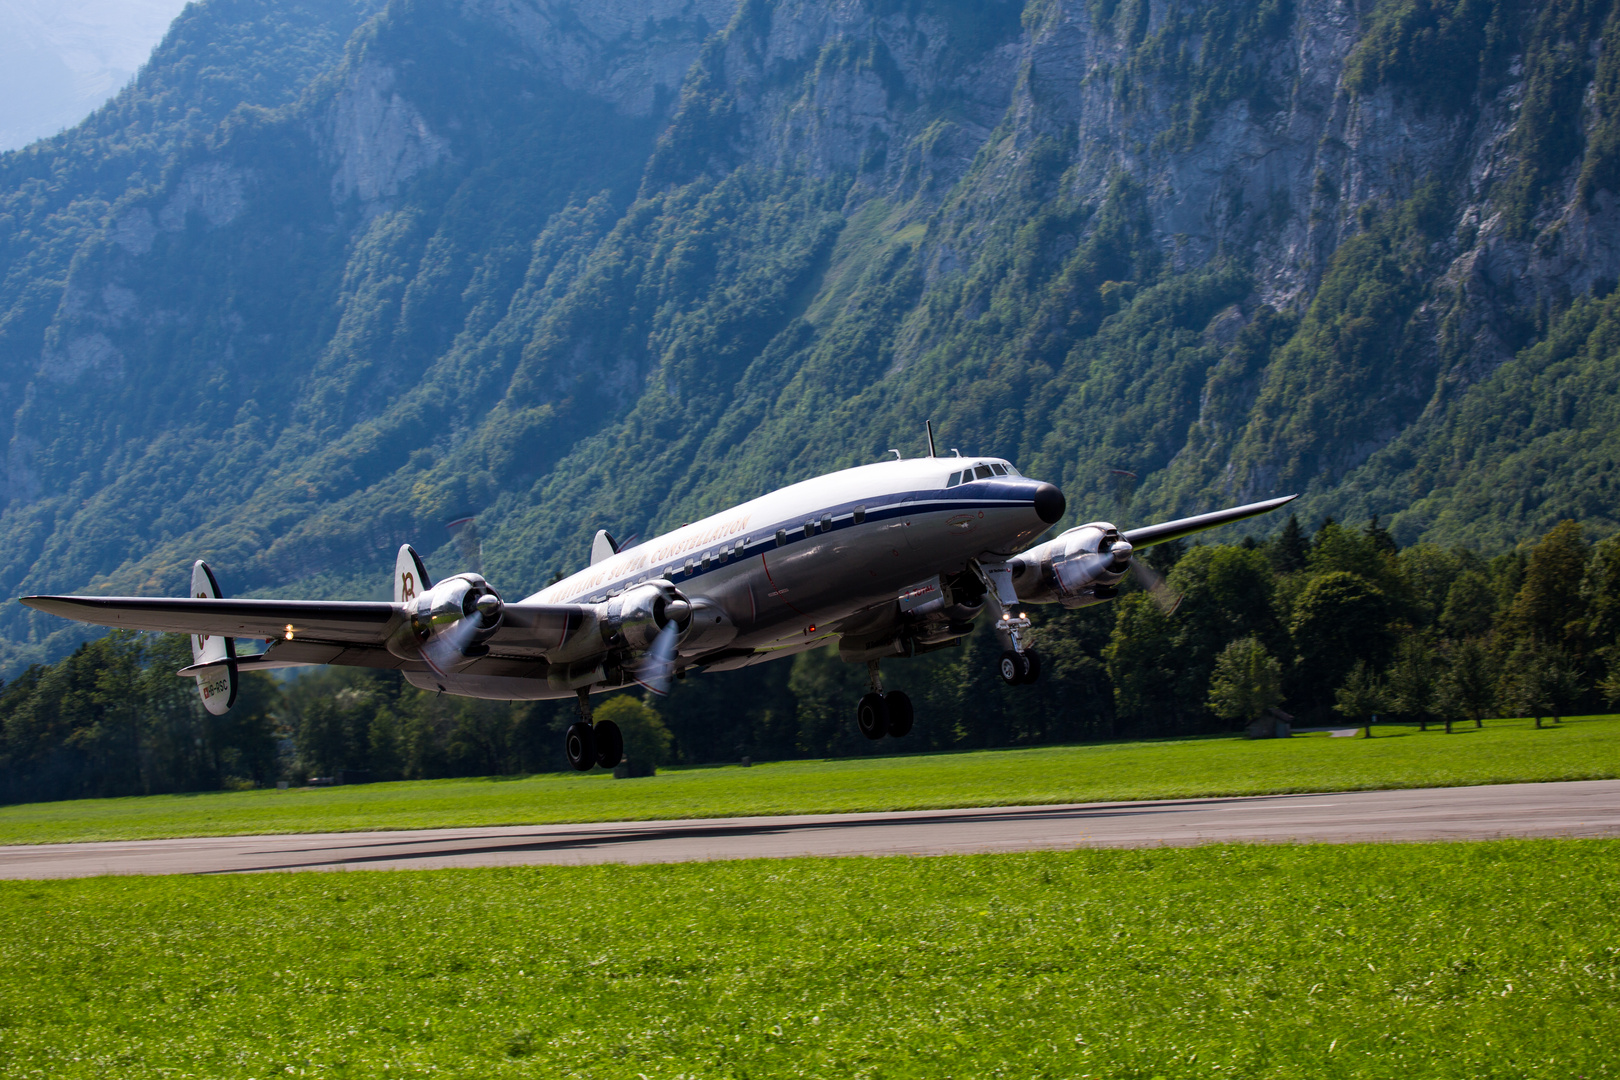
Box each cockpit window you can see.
[945,471,962,488]
[1005,464,1021,476]
[990,463,1008,476]
[974,464,993,480]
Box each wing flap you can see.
[486,602,592,655]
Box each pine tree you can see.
[1364,515,1398,556]
[1268,514,1309,573]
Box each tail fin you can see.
[189,560,238,715]
[395,544,432,604]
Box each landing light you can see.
[284,624,296,640]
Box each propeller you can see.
[420,607,485,678]
[1130,554,1183,615]
[630,619,681,696]
[447,517,482,575]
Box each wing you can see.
[19,595,593,676]
[1122,494,1298,548]
[19,595,400,642]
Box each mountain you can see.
[3,0,1620,672]
[0,0,190,152]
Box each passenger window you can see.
[853,506,866,524]
[820,515,832,533]
[945,471,961,487]
[974,464,993,480]
[991,463,1008,476]
[775,529,788,547]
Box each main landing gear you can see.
[565,689,625,771]
[856,661,914,740]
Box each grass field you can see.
[0,841,1614,1078]
[2,715,1618,846]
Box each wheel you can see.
[593,719,624,769]
[884,691,914,737]
[997,650,1029,686]
[856,692,890,740]
[564,721,597,771]
[1020,649,1042,685]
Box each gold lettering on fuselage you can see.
[551,514,752,603]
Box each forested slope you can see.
[5,0,1620,674]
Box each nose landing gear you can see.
[856,660,913,740]
[997,648,1042,685]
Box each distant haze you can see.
[0,0,188,152]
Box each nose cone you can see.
[1033,483,1066,524]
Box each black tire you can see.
[593,719,624,769]
[1020,649,1042,685]
[564,721,597,771]
[884,691,914,737]
[997,650,1027,686]
[856,692,890,740]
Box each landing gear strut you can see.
[856,660,913,740]
[564,689,625,771]
[979,560,1040,686]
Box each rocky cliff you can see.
[2,0,1618,668]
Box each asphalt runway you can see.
[2,779,1617,879]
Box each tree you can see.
[1267,514,1309,574]
[1289,571,1397,714]
[1440,569,1497,639]
[1503,645,1587,728]
[1364,516,1398,556]
[1386,637,1440,731]
[1505,520,1589,650]
[1333,661,1388,735]
[1309,520,1397,590]
[594,695,674,766]
[1435,639,1496,733]
[1105,593,1191,733]
[1207,637,1283,727]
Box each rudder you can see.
[395,544,432,604]
[189,560,238,714]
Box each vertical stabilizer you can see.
[591,530,620,566]
[189,560,238,715]
[395,544,432,604]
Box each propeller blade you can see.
[631,619,681,696]
[421,611,481,678]
[446,517,483,575]
[1131,558,1183,616]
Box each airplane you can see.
[21,424,1295,771]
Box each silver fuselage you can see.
[406,456,1057,698]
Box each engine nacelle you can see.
[599,580,692,650]
[388,572,504,668]
[1010,522,1133,608]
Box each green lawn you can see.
[3,715,1618,846]
[0,842,1614,1078]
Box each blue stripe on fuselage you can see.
[573,480,1042,600]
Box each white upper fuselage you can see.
[526,455,1057,666]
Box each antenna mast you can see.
[925,419,938,458]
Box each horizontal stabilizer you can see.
[1123,494,1298,549]
[175,652,321,678]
